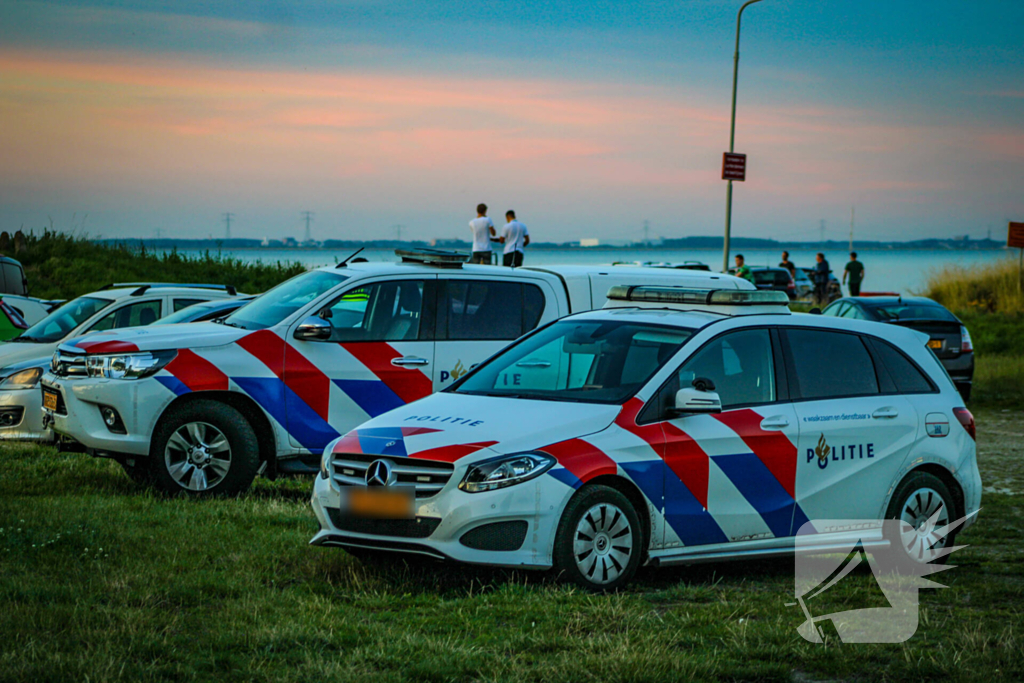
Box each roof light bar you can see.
[606,285,790,306]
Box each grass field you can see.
[1,403,1021,682]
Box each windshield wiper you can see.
[216,319,245,329]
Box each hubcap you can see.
[898,487,950,563]
[164,422,231,491]
[573,503,633,585]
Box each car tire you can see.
[149,400,260,497]
[885,471,958,567]
[553,484,642,592]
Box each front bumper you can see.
[40,373,170,457]
[0,387,53,442]
[309,469,575,569]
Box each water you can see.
[168,246,1010,296]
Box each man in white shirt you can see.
[468,203,496,264]
[500,210,530,267]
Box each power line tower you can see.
[222,212,234,240]
[392,224,404,241]
[301,211,314,242]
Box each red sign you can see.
[1008,222,1024,249]
[722,152,747,181]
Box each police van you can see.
[310,285,981,590]
[41,251,753,495]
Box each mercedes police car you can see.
[41,250,752,494]
[310,286,981,591]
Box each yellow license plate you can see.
[927,339,943,349]
[348,488,414,519]
[42,389,59,411]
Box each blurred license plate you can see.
[927,339,943,349]
[42,388,59,411]
[347,488,414,519]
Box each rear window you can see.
[868,339,935,394]
[785,329,879,399]
[443,281,546,341]
[869,304,957,322]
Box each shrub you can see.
[923,257,1024,314]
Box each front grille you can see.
[459,521,529,551]
[51,351,87,378]
[326,508,442,538]
[331,452,454,498]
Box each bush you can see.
[9,231,306,300]
[923,256,1024,314]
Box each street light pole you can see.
[722,0,765,273]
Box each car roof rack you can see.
[99,282,238,296]
[605,285,791,316]
[394,248,466,268]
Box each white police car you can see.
[310,286,981,590]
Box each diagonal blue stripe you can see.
[711,453,797,538]
[155,375,190,397]
[234,376,339,453]
[334,379,405,418]
[619,460,727,547]
[548,467,582,490]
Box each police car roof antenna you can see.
[336,248,364,268]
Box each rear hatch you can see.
[889,320,963,359]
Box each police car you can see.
[41,251,753,494]
[310,286,981,591]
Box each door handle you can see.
[515,360,551,368]
[391,356,429,367]
[759,416,790,430]
[872,406,899,419]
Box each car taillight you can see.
[960,325,973,353]
[953,407,975,441]
[787,281,795,289]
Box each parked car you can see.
[309,284,979,591]
[822,296,973,400]
[790,268,814,300]
[801,267,843,303]
[154,296,256,325]
[0,283,241,442]
[749,266,797,299]
[42,249,755,494]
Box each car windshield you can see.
[222,271,347,330]
[453,319,694,404]
[870,304,957,322]
[14,296,112,343]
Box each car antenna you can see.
[336,248,364,268]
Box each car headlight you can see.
[84,350,177,380]
[0,367,43,390]
[458,452,556,493]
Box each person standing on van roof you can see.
[779,251,796,277]
[843,251,865,296]
[500,210,530,267]
[733,254,754,283]
[469,204,496,265]
[813,252,831,305]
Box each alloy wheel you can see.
[898,487,950,563]
[573,503,634,585]
[164,421,232,491]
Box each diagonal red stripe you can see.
[616,397,709,509]
[75,339,140,354]
[332,432,364,454]
[413,440,497,463]
[237,330,330,421]
[541,438,617,484]
[713,409,796,499]
[164,349,228,392]
[236,330,285,375]
[340,342,433,405]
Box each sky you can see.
[0,0,1022,244]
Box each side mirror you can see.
[672,377,722,415]
[294,315,332,342]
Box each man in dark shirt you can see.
[779,251,796,277]
[813,252,831,306]
[843,252,865,296]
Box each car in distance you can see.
[42,250,755,495]
[310,285,980,591]
[0,283,240,442]
[154,296,256,325]
[822,296,974,400]
[748,266,797,299]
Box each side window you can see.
[648,328,775,417]
[823,302,847,317]
[869,339,935,394]
[89,300,163,331]
[2,263,25,295]
[785,329,878,399]
[446,280,524,341]
[173,298,206,312]
[325,280,425,342]
[840,304,867,320]
[523,284,545,334]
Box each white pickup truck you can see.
[43,249,753,495]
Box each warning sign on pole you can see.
[722,153,747,181]
[1008,222,1024,249]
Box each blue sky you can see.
[1,0,1021,243]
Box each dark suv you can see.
[822,296,974,400]
[746,266,797,299]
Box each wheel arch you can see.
[578,474,653,561]
[156,391,277,476]
[890,463,966,520]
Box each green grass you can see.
[922,257,1024,315]
[2,406,1022,682]
[13,231,306,300]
